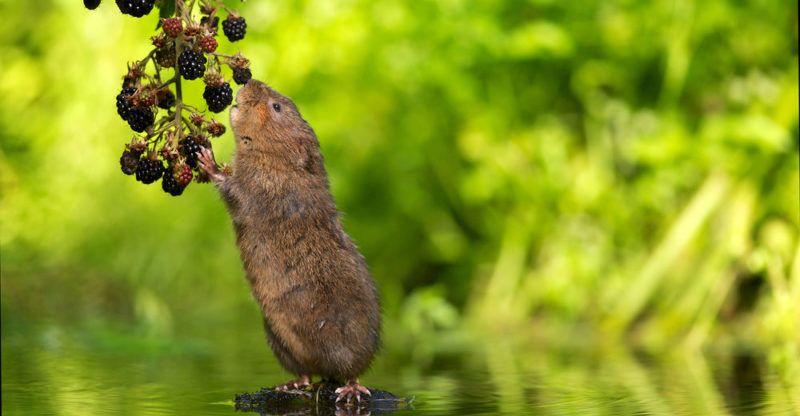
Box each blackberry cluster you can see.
[233,67,252,85]
[102,2,253,196]
[179,49,206,80]
[116,0,155,18]
[222,16,247,42]
[203,83,233,113]
[179,136,205,168]
[135,157,164,184]
[161,166,187,196]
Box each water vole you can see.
[197,79,380,403]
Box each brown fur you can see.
[207,80,380,381]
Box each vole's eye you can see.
[272,103,281,112]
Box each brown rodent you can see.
[197,79,380,403]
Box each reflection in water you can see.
[2,333,798,415]
[722,354,765,415]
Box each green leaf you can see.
[158,0,176,21]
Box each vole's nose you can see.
[234,79,257,104]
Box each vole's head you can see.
[229,79,315,151]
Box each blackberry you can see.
[233,67,252,85]
[178,49,206,80]
[116,87,137,121]
[120,149,141,175]
[179,136,205,168]
[201,16,219,31]
[174,164,193,185]
[122,77,136,89]
[161,166,187,196]
[157,90,175,109]
[84,0,101,10]
[203,82,233,113]
[222,16,246,42]
[136,93,155,108]
[135,157,164,184]
[127,107,154,132]
[116,0,155,17]
[200,36,218,53]
[155,44,176,68]
[163,17,183,37]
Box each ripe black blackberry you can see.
[122,77,136,89]
[135,157,164,184]
[203,82,233,113]
[116,87,137,121]
[157,90,175,109]
[233,67,252,85]
[127,107,154,132]
[161,166,187,196]
[179,136,205,168]
[222,16,247,42]
[120,149,141,175]
[201,16,220,32]
[178,49,206,80]
[116,0,155,17]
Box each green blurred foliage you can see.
[0,0,798,377]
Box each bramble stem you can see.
[209,52,236,59]
[153,76,177,90]
[173,0,185,149]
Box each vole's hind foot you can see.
[196,147,227,183]
[335,378,370,404]
[274,374,311,391]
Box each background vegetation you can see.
[1,0,798,412]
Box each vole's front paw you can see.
[196,147,227,183]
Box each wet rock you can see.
[235,381,412,415]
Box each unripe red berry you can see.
[163,18,183,37]
[174,164,193,186]
[200,36,218,53]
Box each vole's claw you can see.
[196,147,215,168]
[335,379,370,405]
[196,148,226,183]
[274,374,311,391]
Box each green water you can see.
[3,327,797,415]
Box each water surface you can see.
[2,328,797,415]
